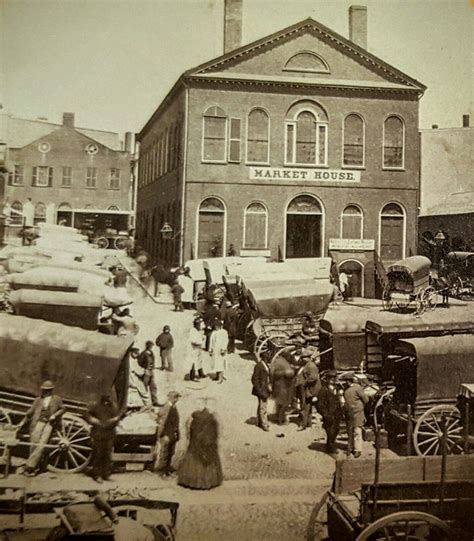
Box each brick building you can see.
[136,2,426,297]
[1,112,134,237]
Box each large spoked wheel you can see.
[356,511,450,540]
[47,414,92,473]
[306,490,329,541]
[413,405,463,456]
[373,388,395,432]
[415,290,426,316]
[255,331,290,362]
[382,285,393,311]
[96,237,109,249]
[424,286,438,312]
[114,236,128,250]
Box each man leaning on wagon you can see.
[22,380,65,476]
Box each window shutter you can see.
[228,118,241,162]
[48,167,53,187]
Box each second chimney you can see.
[63,112,75,128]
[224,0,242,54]
[349,5,367,50]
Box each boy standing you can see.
[155,325,174,372]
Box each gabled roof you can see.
[184,17,426,92]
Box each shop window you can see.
[343,114,364,167]
[34,202,46,224]
[10,201,23,225]
[246,109,269,164]
[228,118,241,163]
[285,102,328,166]
[32,166,53,187]
[283,51,330,73]
[86,167,97,188]
[109,168,121,189]
[244,202,268,249]
[380,202,405,260]
[341,205,363,239]
[62,167,72,187]
[202,106,228,162]
[383,116,404,168]
[9,165,24,186]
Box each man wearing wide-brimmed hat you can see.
[22,380,65,476]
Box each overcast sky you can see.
[1,0,472,135]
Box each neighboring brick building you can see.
[136,2,426,297]
[1,112,134,237]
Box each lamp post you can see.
[160,222,174,240]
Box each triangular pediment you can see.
[18,126,116,153]
[185,18,425,92]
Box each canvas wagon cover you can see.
[0,314,132,406]
[387,256,431,277]
[9,289,103,307]
[246,278,334,317]
[396,335,474,403]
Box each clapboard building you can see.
[136,1,425,297]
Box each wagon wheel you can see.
[423,286,438,312]
[355,510,450,540]
[256,331,290,362]
[0,407,12,428]
[96,237,109,249]
[47,414,92,473]
[305,490,329,541]
[373,387,395,432]
[413,405,463,456]
[381,285,393,311]
[114,236,128,250]
[415,290,426,316]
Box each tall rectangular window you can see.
[62,167,72,186]
[32,166,53,187]
[202,106,227,162]
[383,116,404,168]
[86,167,97,188]
[109,168,121,189]
[247,109,269,164]
[228,118,241,163]
[10,165,24,185]
[343,114,364,167]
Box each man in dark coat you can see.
[251,356,271,431]
[270,350,295,425]
[295,347,321,430]
[317,370,344,454]
[156,390,181,477]
[344,374,369,458]
[155,325,174,371]
[22,380,65,476]
[138,340,159,407]
[85,394,122,482]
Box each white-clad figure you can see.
[209,319,229,384]
[187,318,207,382]
[178,267,194,309]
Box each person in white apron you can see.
[209,319,229,384]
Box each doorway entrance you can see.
[197,197,226,258]
[339,260,364,298]
[286,195,323,258]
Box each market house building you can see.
[136,1,426,297]
[1,112,134,238]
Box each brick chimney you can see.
[62,112,75,128]
[349,5,367,50]
[224,0,242,54]
[463,114,470,128]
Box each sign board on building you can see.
[329,238,375,251]
[249,167,361,182]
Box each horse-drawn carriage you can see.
[0,315,158,474]
[445,251,474,299]
[382,256,437,316]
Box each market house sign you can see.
[249,167,361,182]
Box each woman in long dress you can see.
[177,398,223,490]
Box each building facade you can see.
[1,112,133,236]
[136,3,425,297]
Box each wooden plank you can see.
[111,452,154,462]
[424,454,474,482]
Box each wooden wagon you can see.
[445,251,474,299]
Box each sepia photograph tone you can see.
[0,0,473,539]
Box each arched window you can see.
[34,202,46,225]
[343,114,364,167]
[341,205,363,239]
[283,51,330,74]
[286,195,323,258]
[202,106,227,162]
[10,201,23,225]
[383,116,404,168]
[379,203,405,260]
[197,197,226,258]
[246,109,270,164]
[58,202,72,210]
[244,202,268,249]
[285,102,328,166]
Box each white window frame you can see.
[245,108,270,165]
[85,167,97,188]
[382,115,406,171]
[378,201,407,260]
[228,117,241,163]
[284,109,328,167]
[340,204,364,240]
[12,164,24,185]
[32,166,52,187]
[201,107,228,164]
[243,201,268,249]
[342,113,365,169]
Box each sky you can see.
[1,0,472,135]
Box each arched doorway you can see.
[339,260,364,298]
[197,197,226,258]
[379,202,405,261]
[286,195,323,258]
[57,202,72,226]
